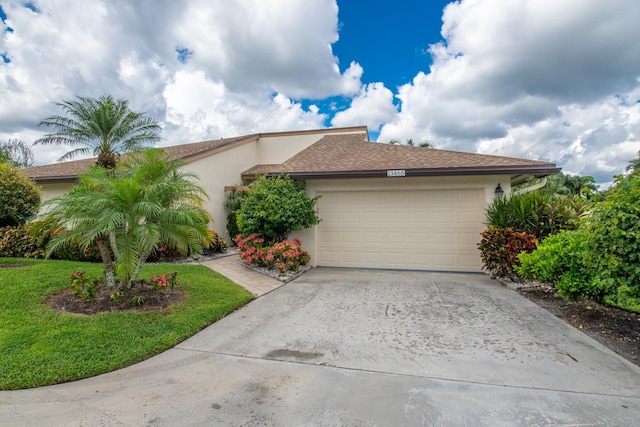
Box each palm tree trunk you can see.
[127,248,153,289]
[97,236,117,289]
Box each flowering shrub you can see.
[478,226,538,279]
[236,233,310,273]
[150,271,180,292]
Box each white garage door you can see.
[316,189,485,272]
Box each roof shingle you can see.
[241,134,560,179]
[22,135,253,181]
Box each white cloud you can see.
[0,0,359,165]
[379,0,640,180]
[1,0,639,185]
[330,82,397,132]
[162,70,326,145]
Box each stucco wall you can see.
[181,130,348,241]
[256,129,365,165]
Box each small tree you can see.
[0,163,40,227]
[236,174,320,242]
[40,149,212,289]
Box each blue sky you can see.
[333,0,449,91]
[1,0,639,185]
[303,0,450,138]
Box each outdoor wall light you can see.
[494,183,504,197]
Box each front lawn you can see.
[0,257,253,390]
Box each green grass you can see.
[0,257,253,390]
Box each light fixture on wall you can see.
[494,183,504,197]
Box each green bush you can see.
[0,226,45,258]
[516,175,640,312]
[478,226,538,279]
[224,186,248,243]
[517,229,599,301]
[0,225,103,262]
[0,163,40,227]
[582,175,640,309]
[485,191,586,238]
[236,175,320,242]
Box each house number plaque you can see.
[386,169,406,177]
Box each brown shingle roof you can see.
[242,134,560,179]
[22,126,369,182]
[23,135,255,182]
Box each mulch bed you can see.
[518,284,640,367]
[45,283,185,315]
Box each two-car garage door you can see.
[316,189,485,272]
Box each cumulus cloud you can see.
[0,0,359,164]
[379,0,640,179]
[2,0,639,184]
[330,82,397,132]
[162,70,326,145]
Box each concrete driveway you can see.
[2,268,640,426]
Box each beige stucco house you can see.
[23,126,560,272]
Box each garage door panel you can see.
[342,231,360,243]
[434,253,456,267]
[431,213,455,224]
[319,231,338,243]
[434,232,455,245]
[362,232,383,243]
[341,212,360,224]
[341,251,361,263]
[460,232,481,245]
[409,232,431,244]
[317,189,484,272]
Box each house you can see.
[23,126,560,272]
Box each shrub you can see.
[478,226,538,279]
[0,225,46,258]
[236,175,320,243]
[0,224,103,262]
[581,174,640,310]
[485,191,586,238]
[517,229,599,301]
[224,186,248,243]
[236,233,310,273]
[48,230,103,262]
[148,230,227,261]
[516,175,640,312]
[203,230,227,254]
[0,163,40,227]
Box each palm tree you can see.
[40,149,212,289]
[0,138,34,168]
[388,138,435,148]
[34,95,160,169]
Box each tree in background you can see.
[626,150,640,176]
[0,163,40,227]
[34,95,160,169]
[389,138,436,148]
[0,138,34,168]
[40,149,212,289]
[540,172,598,197]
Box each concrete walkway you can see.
[199,253,284,296]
